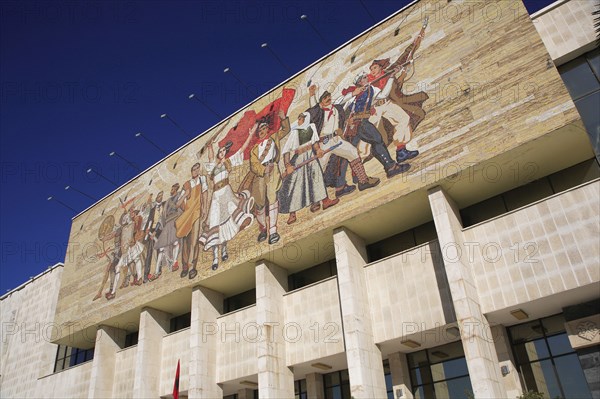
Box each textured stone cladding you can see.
[54,0,581,340]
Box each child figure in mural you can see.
[241,110,290,245]
[278,112,338,224]
[153,183,183,279]
[199,127,255,271]
[141,191,164,283]
[113,208,145,290]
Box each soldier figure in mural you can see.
[278,112,338,224]
[199,126,255,271]
[175,163,209,279]
[240,110,289,245]
[306,87,380,199]
[362,18,429,163]
[141,191,164,283]
[154,183,183,279]
[335,70,411,179]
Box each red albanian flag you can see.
[219,88,296,160]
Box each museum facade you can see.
[1,0,599,398]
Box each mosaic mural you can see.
[91,20,430,302]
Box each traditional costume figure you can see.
[361,20,429,162]
[154,184,183,278]
[141,192,163,283]
[115,208,145,288]
[240,111,289,245]
[334,73,410,180]
[175,164,209,279]
[278,112,336,224]
[93,221,122,301]
[199,129,254,270]
[306,89,380,199]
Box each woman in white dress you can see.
[199,126,255,270]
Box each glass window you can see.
[574,92,600,156]
[407,341,473,399]
[509,314,593,399]
[460,195,507,227]
[366,220,436,262]
[294,379,307,399]
[587,49,600,81]
[503,179,554,211]
[549,159,600,192]
[324,370,351,399]
[553,354,593,399]
[170,312,191,333]
[558,55,600,99]
[224,289,256,313]
[383,359,393,399]
[53,345,94,372]
[124,331,138,347]
[288,260,337,291]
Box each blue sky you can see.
[0,0,557,293]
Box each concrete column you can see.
[428,187,507,398]
[133,307,170,398]
[189,286,223,399]
[306,372,325,399]
[88,325,126,398]
[388,352,413,399]
[491,325,524,398]
[256,260,294,399]
[333,227,387,399]
[237,388,255,399]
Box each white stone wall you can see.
[365,241,452,343]
[112,346,137,398]
[216,305,258,382]
[160,328,190,396]
[0,266,63,398]
[283,277,345,366]
[533,0,597,64]
[35,361,93,398]
[464,180,600,313]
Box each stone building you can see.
[1,0,599,398]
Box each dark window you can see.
[508,314,593,399]
[224,289,256,313]
[294,379,307,399]
[124,331,138,348]
[288,260,337,291]
[407,341,473,399]
[170,312,191,333]
[460,159,600,227]
[558,49,600,159]
[53,345,94,372]
[253,389,259,399]
[323,369,351,399]
[223,395,238,399]
[383,359,394,399]
[367,221,436,263]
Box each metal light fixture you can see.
[510,309,529,320]
[400,339,421,348]
[311,362,332,371]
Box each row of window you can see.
[460,158,599,227]
[54,313,595,398]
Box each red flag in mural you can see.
[219,88,296,160]
[173,359,180,399]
